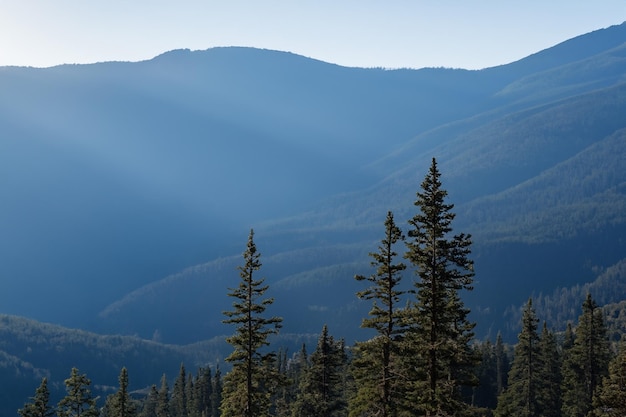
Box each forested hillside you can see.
[1,20,626,416]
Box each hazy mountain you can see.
[1,22,626,353]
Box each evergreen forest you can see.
[16,159,626,417]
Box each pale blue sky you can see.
[1,1,625,69]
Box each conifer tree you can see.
[57,367,99,417]
[106,367,137,417]
[18,377,54,417]
[352,210,407,417]
[495,332,509,397]
[591,338,626,416]
[211,366,222,417]
[495,299,541,417]
[292,325,347,417]
[404,157,477,416]
[561,294,610,417]
[139,385,158,417]
[537,322,561,417]
[221,229,283,417]
[190,367,212,417]
[156,374,169,417]
[171,363,188,417]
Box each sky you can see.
[1,1,625,70]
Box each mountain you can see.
[1,22,626,350]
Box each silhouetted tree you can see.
[352,210,407,417]
[221,229,283,417]
[404,157,477,416]
[495,299,541,417]
[561,294,610,417]
[18,377,54,417]
[57,367,99,417]
[105,367,137,417]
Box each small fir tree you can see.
[591,338,626,416]
[537,322,562,417]
[352,210,407,417]
[18,377,54,417]
[292,325,347,417]
[495,299,541,417]
[561,294,610,417]
[170,363,188,417]
[105,367,137,417]
[57,367,99,417]
[221,229,283,417]
[156,374,169,417]
[139,385,158,417]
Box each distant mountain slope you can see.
[1,22,626,346]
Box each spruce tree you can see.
[591,338,626,416]
[404,157,477,416]
[495,332,509,397]
[18,377,54,417]
[170,363,188,417]
[139,385,158,417]
[106,367,137,417]
[561,294,610,417]
[211,366,222,417]
[156,374,169,417]
[352,210,407,417]
[190,367,213,417]
[292,325,347,417]
[221,229,283,417]
[495,299,541,417]
[537,322,561,417]
[57,367,99,417]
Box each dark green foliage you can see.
[189,367,213,417]
[170,364,188,417]
[18,377,54,417]
[221,229,283,417]
[591,338,626,416]
[105,367,138,417]
[210,367,222,417]
[537,323,562,417]
[156,374,170,417]
[404,157,477,416]
[561,294,611,417]
[352,210,407,417]
[57,367,99,417]
[495,299,541,417]
[292,325,347,417]
[138,385,158,417]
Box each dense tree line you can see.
[18,158,626,416]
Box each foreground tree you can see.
[561,294,610,417]
[18,377,54,417]
[57,367,99,417]
[351,211,407,417]
[495,299,541,417]
[105,367,137,417]
[404,157,477,416]
[591,338,626,416]
[156,374,169,417]
[221,229,283,417]
[292,325,347,417]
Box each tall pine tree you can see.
[221,229,283,417]
[404,157,477,416]
[352,210,407,417]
